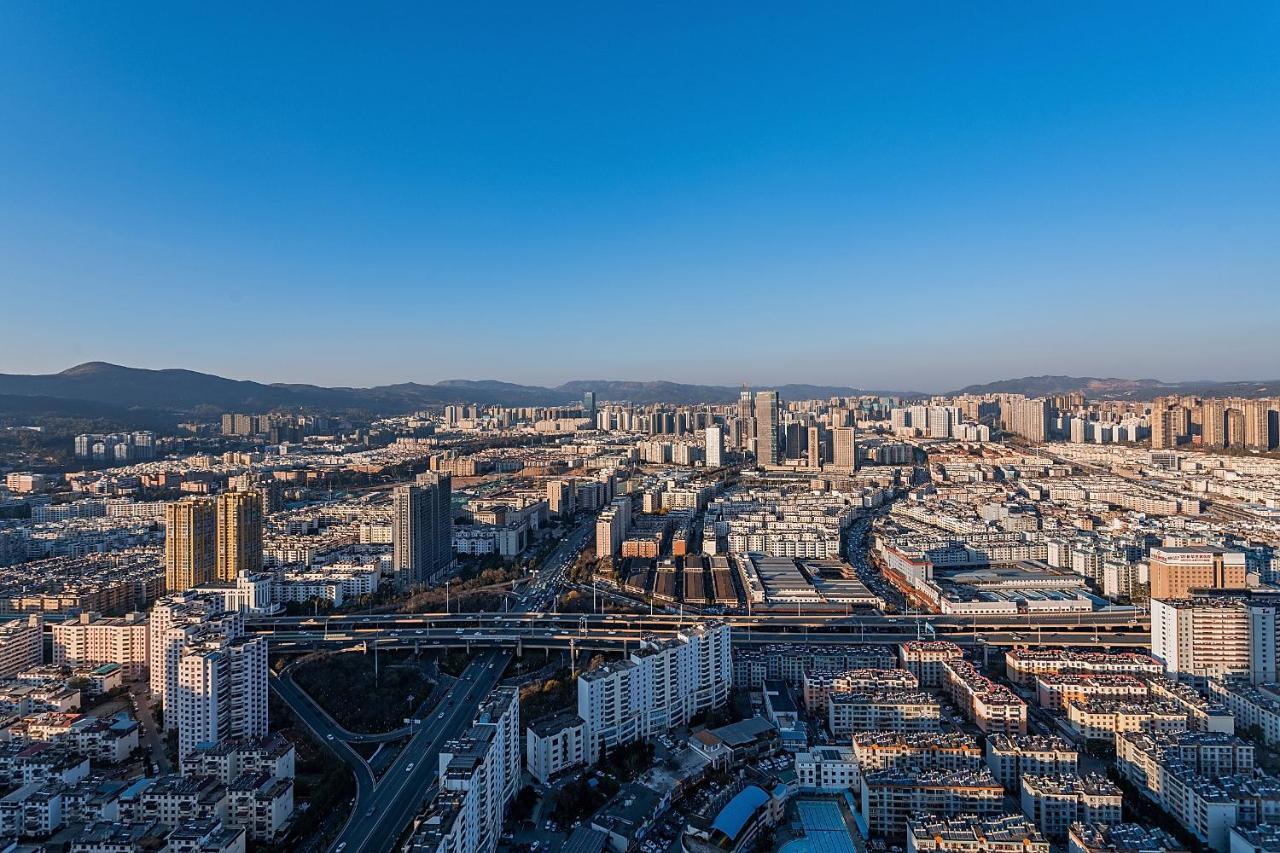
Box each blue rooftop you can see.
[711,785,769,841]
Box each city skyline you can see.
[3,5,1279,387]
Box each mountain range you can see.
[954,375,1280,399]
[0,363,1276,420]
[0,362,915,415]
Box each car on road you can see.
[406,763,415,772]
[326,734,334,740]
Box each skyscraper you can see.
[1009,398,1049,442]
[1227,408,1246,449]
[926,407,953,439]
[1150,400,1186,450]
[705,425,723,468]
[393,473,453,588]
[1243,399,1272,450]
[832,426,857,472]
[165,497,216,592]
[216,490,263,582]
[807,425,823,469]
[1200,399,1226,449]
[582,390,596,423]
[737,387,755,453]
[754,390,780,465]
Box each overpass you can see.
[260,622,1151,655]
[248,608,1149,646]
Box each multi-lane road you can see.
[271,516,599,853]
[327,647,513,853]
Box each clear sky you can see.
[2,3,1277,392]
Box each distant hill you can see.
[0,393,179,433]
[10,363,1271,416]
[0,362,921,414]
[953,375,1280,399]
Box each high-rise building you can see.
[577,623,731,763]
[149,592,245,729]
[406,687,520,853]
[927,407,953,439]
[1150,596,1275,683]
[0,614,44,679]
[754,390,780,465]
[547,479,577,517]
[1226,408,1246,449]
[176,633,268,758]
[393,474,453,588]
[1008,398,1049,442]
[216,491,263,582]
[1149,400,1188,450]
[806,425,824,469]
[737,387,755,453]
[165,497,217,592]
[832,426,857,473]
[1200,399,1226,449]
[705,425,723,468]
[1244,399,1273,450]
[582,390,596,422]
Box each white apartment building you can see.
[51,612,149,679]
[407,686,519,853]
[827,691,941,737]
[851,731,983,780]
[1115,730,1266,849]
[1004,648,1162,687]
[943,659,1027,735]
[226,772,292,841]
[860,768,1005,837]
[907,814,1048,853]
[175,635,268,759]
[1151,596,1269,682]
[984,734,1078,792]
[0,615,43,679]
[125,775,229,828]
[1065,698,1189,741]
[800,668,917,714]
[149,592,245,726]
[525,712,585,785]
[1034,673,1149,711]
[181,733,296,785]
[795,746,858,791]
[899,641,964,688]
[578,623,730,762]
[1019,774,1122,840]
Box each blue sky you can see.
[1,3,1277,392]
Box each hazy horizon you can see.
[5,358,1280,397]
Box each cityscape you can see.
[3,5,1280,853]
[1,380,1280,853]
